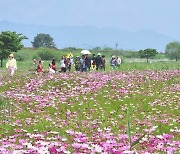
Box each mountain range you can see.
[0,21,177,51]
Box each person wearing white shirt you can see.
[60,56,66,72]
[116,56,121,68]
[6,53,17,76]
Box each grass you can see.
[0,47,179,72]
[0,59,179,76]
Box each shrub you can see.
[14,52,28,61]
[32,54,41,61]
[37,49,55,60]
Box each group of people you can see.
[110,55,122,69]
[35,53,108,75]
[74,53,106,72]
[5,53,122,76]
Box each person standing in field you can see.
[95,53,102,71]
[36,60,44,75]
[110,55,117,70]
[65,57,72,72]
[116,56,122,69]
[91,54,96,71]
[85,54,91,71]
[74,56,81,71]
[60,56,66,72]
[6,53,17,76]
[101,55,106,71]
[80,55,86,72]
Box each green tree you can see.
[165,42,180,61]
[0,31,27,67]
[93,47,101,51]
[139,48,158,63]
[31,33,56,48]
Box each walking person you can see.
[6,53,17,76]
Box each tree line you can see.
[0,31,180,67]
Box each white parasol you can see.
[81,50,91,55]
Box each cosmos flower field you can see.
[0,70,179,153]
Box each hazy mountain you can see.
[0,20,177,51]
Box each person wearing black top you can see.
[85,54,91,71]
[95,53,102,71]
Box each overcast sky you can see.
[0,0,180,39]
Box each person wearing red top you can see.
[36,61,44,75]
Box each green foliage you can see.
[127,102,148,150]
[37,49,57,60]
[115,50,139,58]
[0,47,178,71]
[103,47,114,51]
[90,47,139,58]
[92,46,101,51]
[31,33,56,48]
[14,52,28,61]
[62,47,80,51]
[131,133,147,149]
[139,48,158,63]
[0,31,27,67]
[165,41,180,61]
[154,53,166,59]
[32,54,41,61]
[127,103,132,145]
[0,95,11,122]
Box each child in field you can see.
[116,56,121,68]
[6,54,17,76]
[49,59,56,74]
[36,61,44,75]
[91,54,96,71]
[33,59,37,66]
[110,56,117,70]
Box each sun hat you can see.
[98,53,101,56]
[9,53,14,58]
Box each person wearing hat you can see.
[95,53,102,71]
[6,53,17,76]
[110,55,117,70]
